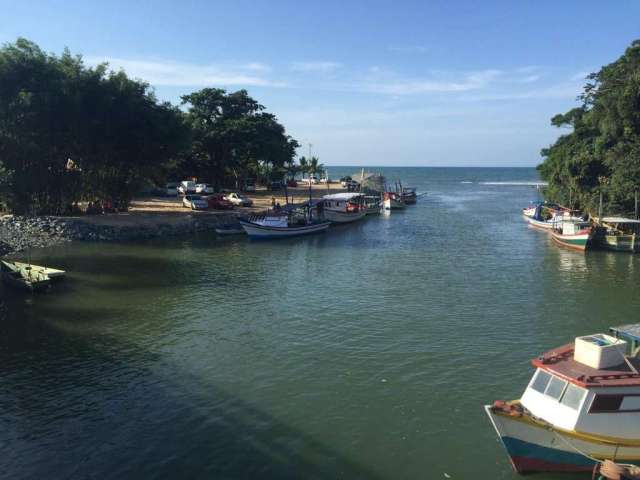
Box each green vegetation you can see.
[0,38,298,214]
[538,40,640,216]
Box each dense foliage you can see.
[0,38,299,214]
[538,40,640,215]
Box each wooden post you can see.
[598,192,603,222]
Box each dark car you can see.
[269,181,283,191]
[286,179,298,187]
[206,193,234,210]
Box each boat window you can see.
[545,376,568,400]
[621,396,640,411]
[530,370,552,394]
[590,395,623,413]
[559,383,586,410]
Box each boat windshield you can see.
[527,369,587,410]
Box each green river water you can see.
[2,167,640,479]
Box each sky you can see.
[1,0,640,167]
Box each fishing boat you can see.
[1,260,51,292]
[593,217,640,253]
[13,261,65,280]
[550,219,594,252]
[383,191,405,210]
[522,202,559,218]
[364,195,382,215]
[322,193,367,223]
[401,187,417,205]
[215,224,246,235]
[239,202,330,238]
[486,324,640,474]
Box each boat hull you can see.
[596,233,640,253]
[383,198,405,210]
[524,215,554,229]
[550,230,592,252]
[485,405,640,474]
[323,210,366,223]
[239,220,330,238]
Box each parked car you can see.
[195,183,213,194]
[224,192,253,207]
[286,179,298,187]
[269,181,283,191]
[244,179,256,192]
[165,182,179,196]
[340,176,353,187]
[177,180,197,195]
[182,194,208,210]
[206,193,234,210]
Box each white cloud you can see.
[363,69,503,95]
[290,61,342,73]
[85,56,286,87]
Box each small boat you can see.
[383,191,405,210]
[239,202,330,238]
[522,201,557,218]
[401,187,417,205]
[550,219,594,252]
[364,195,382,215]
[525,204,581,230]
[215,224,245,235]
[1,260,51,292]
[486,324,640,474]
[13,261,65,280]
[322,193,367,223]
[593,217,640,253]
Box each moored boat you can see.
[593,217,640,253]
[401,187,417,205]
[1,260,51,292]
[239,202,330,238]
[383,191,405,210]
[13,261,65,280]
[486,325,640,474]
[322,193,367,223]
[550,219,594,252]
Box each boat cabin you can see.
[322,193,365,212]
[520,326,640,440]
[553,219,592,235]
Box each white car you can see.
[195,183,213,194]
[182,195,208,210]
[224,192,253,207]
[177,180,196,195]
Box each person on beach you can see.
[271,196,276,208]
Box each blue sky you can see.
[2,0,640,166]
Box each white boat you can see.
[486,324,640,474]
[239,203,330,238]
[13,261,66,279]
[383,191,405,210]
[322,193,367,223]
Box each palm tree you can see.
[298,156,309,178]
[308,156,325,178]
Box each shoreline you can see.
[0,184,348,257]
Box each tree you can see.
[0,38,188,214]
[181,88,298,189]
[538,39,640,215]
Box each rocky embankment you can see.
[0,213,238,256]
